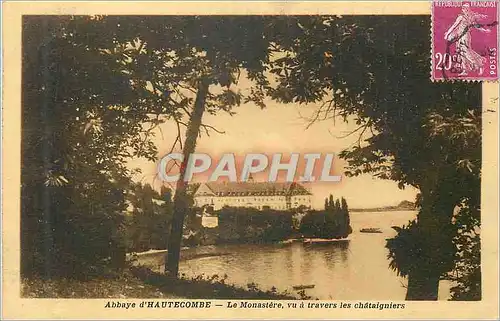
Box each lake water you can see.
[142,211,453,300]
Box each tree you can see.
[334,199,341,214]
[328,194,335,209]
[22,15,276,278]
[301,196,351,239]
[447,204,481,300]
[126,183,173,252]
[267,16,482,300]
[141,16,276,277]
[21,16,165,277]
[340,197,352,237]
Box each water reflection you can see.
[144,211,452,300]
[180,241,363,299]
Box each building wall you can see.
[194,194,312,210]
[291,195,313,208]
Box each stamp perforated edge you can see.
[430,0,500,83]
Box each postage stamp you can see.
[432,0,500,81]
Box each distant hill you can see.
[350,200,416,212]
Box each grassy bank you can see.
[21,266,303,300]
[130,266,301,299]
[21,269,179,298]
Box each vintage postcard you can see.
[1,1,499,320]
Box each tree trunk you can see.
[406,272,440,300]
[165,78,209,277]
[404,187,457,300]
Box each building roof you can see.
[195,182,312,197]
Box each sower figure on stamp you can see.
[444,3,491,76]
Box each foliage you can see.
[267,15,481,200]
[124,183,173,252]
[64,15,290,276]
[21,16,176,278]
[447,205,481,301]
[22,15,274,278]
[386,219,457,278]
[217,207,294,243]
[124,183,207,251]
[22,265,304,299]
[300,196,351,239]
[385,108,481,291]
[387,204,481,300]
[267,15,482,299]
[21,270,173,298]
[131,266,300,299]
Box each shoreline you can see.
[350,208,416,213]
[130,237,351,259]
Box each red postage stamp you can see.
[432,0,499,81]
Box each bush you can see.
[21,175,129,279]
[124,184,173,253]
[217,207,294,243]
[299,197,352,239]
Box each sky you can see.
[128,99,418,209]
[127,76,419,209]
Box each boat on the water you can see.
[292,284,315,290]
[359,228,383,233]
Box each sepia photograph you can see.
[2,1,499,320]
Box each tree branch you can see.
[199,123,226,137]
